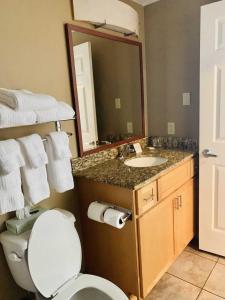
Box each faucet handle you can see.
[127,144,135,153]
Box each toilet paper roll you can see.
[103,208,126,229]
[87,202,110,223]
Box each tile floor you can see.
[147,242,225,300]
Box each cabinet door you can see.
[137,196,175,298]
[174,179,195,256]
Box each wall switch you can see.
[183,93,191,106]
[168,122,175,135]
[127,122,133,134]
[115,98,121,109]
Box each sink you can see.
[124,156,168,168]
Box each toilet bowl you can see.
[0,209,128,300]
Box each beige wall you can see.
[0,1,145,299]
[145,0,219,139]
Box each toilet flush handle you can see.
[8,252,22,262]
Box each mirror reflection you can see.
[70,27,144,155]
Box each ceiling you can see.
[131,0,160,6]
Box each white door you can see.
[200,0,225,256]
[74,42,98,151]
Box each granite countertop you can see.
[74,149,194,190]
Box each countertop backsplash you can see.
[72,137,148,173]
[72,136,198,174]
[148,136,198,152]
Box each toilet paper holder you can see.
[97,201,132,223]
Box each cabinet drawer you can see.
[158,160,191,200]
[136,181,158,215]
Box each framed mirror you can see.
[66,24,145,157]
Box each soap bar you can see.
[6,207,48,235]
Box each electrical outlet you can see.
[115,98,121,109]
[127,122,133,134]
[168,122,175,135]
[183,93,191,106]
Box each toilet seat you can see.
[27,209,128,300]
[53,274,128,300]
[28,210,82,298]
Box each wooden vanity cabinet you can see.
[137,194,175,297]
[173,179,195,256]
[77,158,196,300]
[77,179,140,297]
[138,177,195,298]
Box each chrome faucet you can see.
[117,144,135,160]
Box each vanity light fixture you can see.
[72,0,139,36]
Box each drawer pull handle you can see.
[144,196,154,202]
[144,188,155,202]
[179,195,183,208]
[174,198,179,210]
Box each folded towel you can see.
[45,136,74,193]
[48,132,72,159]
[0,103,37,128]
[18,136,50,205]
[17,134,48,169]
[36,102,75,123]
[0,88,57,111]
[0,169,24,215]
[56,102,75,120]
[0,139,25,175]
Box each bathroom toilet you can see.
[0,209,129,300]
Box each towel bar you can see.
[41,120,73,142]
[0,119,75,142]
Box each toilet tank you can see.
[0,230,37,292]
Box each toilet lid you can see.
[28,210,82,298]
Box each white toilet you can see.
[0,209,129,300]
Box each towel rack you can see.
[0,118,75,141]
[41,120,73,142]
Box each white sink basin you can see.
[124,156,168,168]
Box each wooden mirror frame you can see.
[65,23,145,157]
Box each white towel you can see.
[48,132,72,159]
[0,103,37,128]
[20,166,50,206]
[0,169,24,215]
[36,102,75,123]
[17,135,50,205]
[0,139,25,175]
[45,136,74,193]
[57,102,75,120]
[0,88,57,111]
[17,134,48,168]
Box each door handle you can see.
[202,149,218,158]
